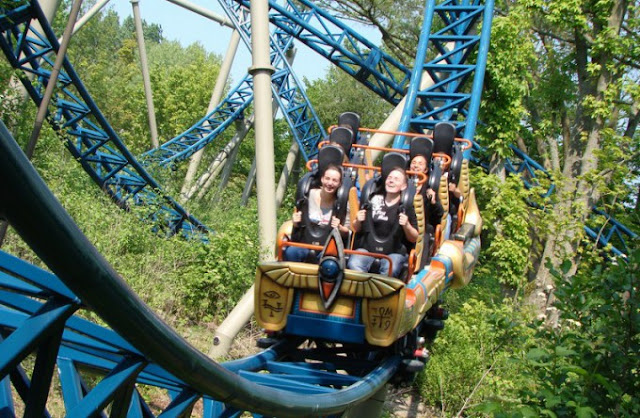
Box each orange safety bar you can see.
[327,125,474,151]
[455,138,473,150]
[432,152,452,170]
[317,139,409,155]
[351,142,409,154]
[279,241,395,275]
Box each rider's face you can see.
[321,168,341,194]
[385,169,407,194]
[410,155,427,173]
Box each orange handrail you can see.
[455,138,473,151]
[432,152,452,170]
[327,125,474,151]
[351,142,410,154]
[279,241,394,274]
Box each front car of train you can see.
[254,123,482,370]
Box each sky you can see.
[104,0,380,83]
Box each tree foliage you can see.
[419,299,533,415]
[506,0,640,290]
[304,66,392,128]
[473,170,538,290]
[480,247,640,417]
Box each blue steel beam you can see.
[230,0,412,104]
[66,357,148,417]
[26,327,65,417]
[396,0,495,149]
[0,299,77,378]
[161,389,200,417]
[0,374,14,416]
[141,75,254,165]
[0,262,400,415]
[508,145,555,197]
[220,0,325,160]
[0,1,208,240]
[584,209,637,258]
[144,0,325,166]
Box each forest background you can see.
[0,0,638,416]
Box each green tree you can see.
[496,0,640,315]
[120,15,163,44]
[305,66,392,129]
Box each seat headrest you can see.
[318,145,344,176]
[381,152,408,180]
[432,122,456,157]
[449,144,464,185]
[410,136,434,163]
[338,112,360,137]
[329,126,354,156]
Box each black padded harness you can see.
[293,146,351,246]
[357,152,415,254]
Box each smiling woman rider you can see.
[283,164,349,263]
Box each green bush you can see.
[473,170,540,291]
[484,247,640,417]
[180,200,259,322]
[1,129,259,324]
[418,299,532,416]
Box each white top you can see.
[308,188,333,226]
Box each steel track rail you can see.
[144,0,325,166]
[220,0,325,161]
[0,119,401,416]
[230,0,413,104]
[0,1,208,240]
[396,0,495,147]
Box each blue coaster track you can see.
[0,120,400,416]
[234,0,413,104]
[396,0,494,147]
[0,1,209,240]
[1,1,473,415]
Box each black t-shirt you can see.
[449,190,460,216]
[418,185,445,229]
[361,194,418,255]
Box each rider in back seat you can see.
[432,122,463,239]
[283,145,350,263]
[409,137,444,262]
[409,137,445,232]
[347,153,419,278]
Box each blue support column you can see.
[57,358,86,412]
[24,327,65,417]
[0,299,77,378]
[462,0,494,158]
[394,0,494,146]
[394,0,436,148]
[66,357,147,417]
[0,375,15,416]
